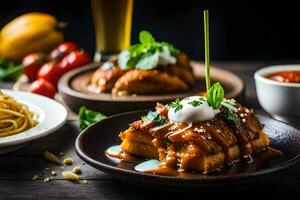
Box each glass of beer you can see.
[91,0,134,61]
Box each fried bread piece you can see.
[119,127,154,146]
[166,65,195,87]
[161,53,195,87]
[120,139,158,159]
[90,64,126,93]
[181,145,226,172]
[112,69,188,95]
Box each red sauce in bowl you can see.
[267,70,300,83]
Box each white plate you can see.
[0,89,67,153]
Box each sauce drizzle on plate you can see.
[105,145,282,177]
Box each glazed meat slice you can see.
[220,105,269,155]
[119,126,158,159]
[237,106,270,153]
[90,61,126,93]
[111,69,188,96]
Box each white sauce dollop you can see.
[158,46,176,66]
[168,96,219,123]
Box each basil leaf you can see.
[135,51,159,70]
[79,106,107,130]
[206,82,224,109]
[139,31,155,44]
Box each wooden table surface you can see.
[1,61,300,199]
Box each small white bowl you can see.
[254,65,300,123]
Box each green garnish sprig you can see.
[204,10,211,91]
[79,106,107,130]
[167,82,224,113]
[0,58,21,81]
[167,99,183,113]
[203,10,225,110]
[219,109,240,124]
[187,97,206,107]
[141,111,167,125]
[118,31,180,70]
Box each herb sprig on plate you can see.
[118,31,180,70]
[141,111,167,125]
[167,99,183,113]
[187,97,206,107]
[79,106,107,130]
[219,109,240,124]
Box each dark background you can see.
[1,0,300,61]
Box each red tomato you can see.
[37,61,63,86]
[60,50,91,72]
[29,79,56,98]
[49,42,79,60]
[22,53,46,82]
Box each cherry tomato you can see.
[29,78,56,98]
[37,61,63,86]
[22,53,46,82]
[60,50,91,72]
[49,42,79,60]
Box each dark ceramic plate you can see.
[75,110,300,189]
[59,62,244,115]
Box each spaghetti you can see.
[0,91,38,137]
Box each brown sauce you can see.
[107,146,283,177]
[106,149,138,162]
[146,148,282,176]
[267,70,300,83]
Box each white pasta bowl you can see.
[254,65,300,123]
[0,89,67,154]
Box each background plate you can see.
[59,61,245,115]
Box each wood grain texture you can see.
[1,61,300,198]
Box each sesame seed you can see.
[32,175,39,181]
[43,178,50,182]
